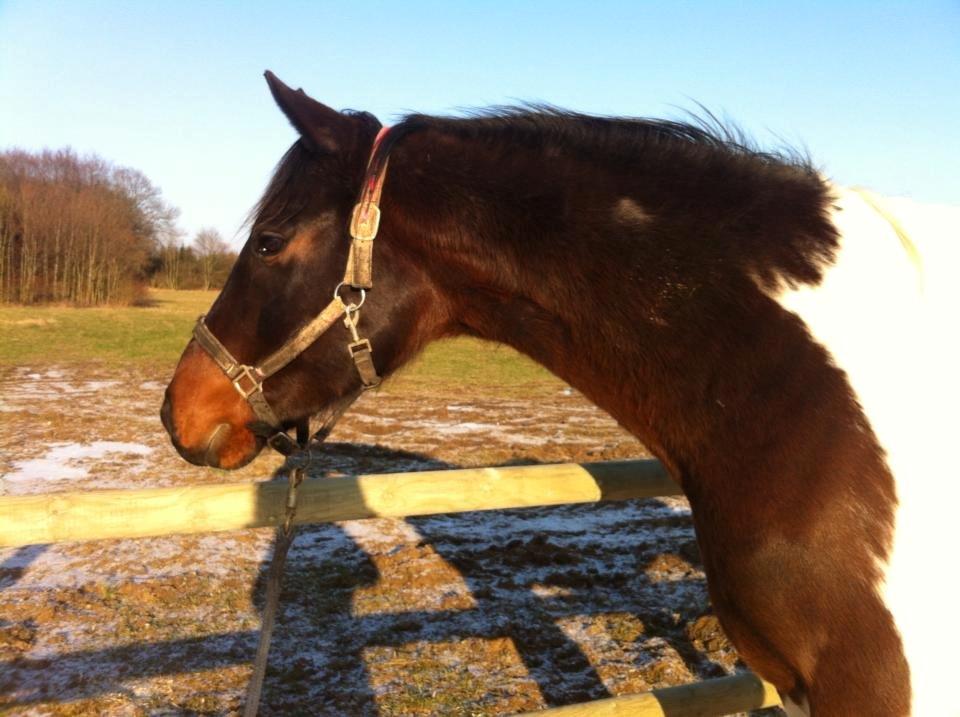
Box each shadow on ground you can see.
[0,443,773,715]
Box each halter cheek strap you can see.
[191,126,392,454]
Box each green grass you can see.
[0,289,214,368]
[392,336,556,390]
[0,289,558,390]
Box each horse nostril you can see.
[204,423,230,468]
[160,393,175,437]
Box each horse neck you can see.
[385,127,840,471]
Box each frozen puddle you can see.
[2,441,153,489]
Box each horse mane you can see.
[388,104,818,180]
[250,104,823,235]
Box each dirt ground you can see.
[0,365,784,716]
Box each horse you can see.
[161,71,960,716]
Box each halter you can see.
[192,127,392,455]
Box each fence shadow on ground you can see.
[250,444,726,715]
[0,443,742,715]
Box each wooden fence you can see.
[0,459,781,715]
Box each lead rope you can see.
[242,450,309,717]
[242,304,378,715]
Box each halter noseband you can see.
[191,127,391,455]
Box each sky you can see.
[1,1,958,247]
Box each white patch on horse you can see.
[771,186,960,715]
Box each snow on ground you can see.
[0,365,780,716]
[2,442,153,489]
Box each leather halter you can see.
[192,127,391,455]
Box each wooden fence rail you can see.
[0,458,783,715]
[0,459,678,547]
[522,672,781,716]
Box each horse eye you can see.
[255,232,287,257]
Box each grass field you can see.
[0,289,558,391]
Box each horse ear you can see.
[264,70,349,155]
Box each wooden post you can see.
[520,672,781,716]
[0,459,679,547]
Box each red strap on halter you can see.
[357,126,391,214]
[345,126,392,288]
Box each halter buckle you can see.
[349,203,381,241]
[231,365,264,399]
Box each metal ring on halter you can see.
[333,282,365,310]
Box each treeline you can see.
[148,228,236,291]
[0,148,236,305]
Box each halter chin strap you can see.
[191,126,392,454]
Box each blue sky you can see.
[1,1,957,246]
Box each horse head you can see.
[161,73,446,468]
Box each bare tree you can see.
[193,227,230,290]
[0,148,182,304]
[157,236,185,289]
[112,166,180,247]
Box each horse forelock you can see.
[246,110,382,234]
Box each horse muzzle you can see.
[161,393,265,468]
[160,351,265,470]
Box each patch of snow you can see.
[433,420,503,435]
[529,583,575,598]
[0,544,48,571]
[344,413,400,425]
[0,369,122,407]
[0,531,276,589]
[82,380,120,391]
[412,499,690,539]
[365,417,549,446]
[1,441,154,485]
[340,518,423,547]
